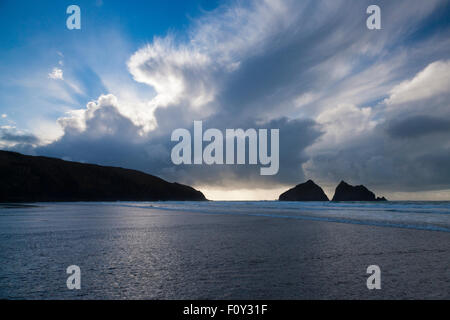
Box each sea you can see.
[0,201,449,299]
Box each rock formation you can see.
[331,181,387,201]
[0,150,206,202]
[279,180,329,201]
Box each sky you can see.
[1,0,450,200]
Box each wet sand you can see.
[0,203,449,299]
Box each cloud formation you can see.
[48,67,64,80]
[0,126,40,151]
[305,59,450,193]
[4,0,450,198]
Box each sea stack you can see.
[279,180,329,201]
[331,181,387,201]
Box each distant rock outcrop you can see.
[0,150,206,202]
[332,181,387,202]
[279,180,329,201]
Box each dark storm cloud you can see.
[386,115,450,138]
[37,102,153,170]
[36,97,322,188]
[306,104,450,193]
[163,117,323,187]
[0,126,40,145]
[1,132,39,144]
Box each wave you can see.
[104,201,450,233]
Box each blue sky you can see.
[1,0,450,200]
[0,0,220,131]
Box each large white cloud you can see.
[128,37,214,109]
[386,60,450,106]
[315,104,377,146]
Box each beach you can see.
[0,201,449,299]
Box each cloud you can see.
[36,94,154,170]
[0,126,40,147]
[385,60,450,106]
[165,117,322,188]
[36,93,322,188]
[386,115,450,139]
[315,104,377,146]
[56,94,146,140]
[304,59,450,193]
[8,0,450,198]
[48,67,64,80]
[128,37,214,109]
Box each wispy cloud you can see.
[48,67,64,80]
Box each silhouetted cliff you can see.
[332,181,387,201]
[0,151,206,202]
[279,180,329,201]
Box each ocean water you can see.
[0,201,449,299]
